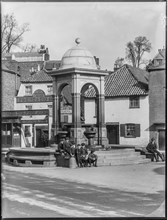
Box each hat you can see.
[151,137,155,141]
[81,143,85,146]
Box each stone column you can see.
[71,93,82,144]
[52,94,60,136]
[96,77,108,146]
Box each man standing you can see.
[146,138,164,162]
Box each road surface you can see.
[2,168,165,218]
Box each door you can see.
[36,128,43,147]
[158,130,165,150]
[36,128,48,147]
[107,125,119,144]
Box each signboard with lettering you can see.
[2,109,49,117]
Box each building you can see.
[49,39,149,146]
[2,45,52,81]
[1,63,22,149]
[147,48,166,150]
[84,64,149,146]
[14,69,53,147]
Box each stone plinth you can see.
[6,147,56,167]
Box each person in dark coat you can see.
[57,138,65,155]
[146,138,164,162]
[88,149,98,167]
[63,137,72,156]
[80,143,88,167]
[75,144,82,167]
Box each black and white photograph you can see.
[1,1,166,218]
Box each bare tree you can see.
[125,36,152,68]
[21,43,38,52]
[2,13,29,53]
[114,57,125,68]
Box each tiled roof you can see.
[44,60,61,70]
[85,64,148,98]
[12,52,43,58]
[2,60,19,73]
[154,53,164,60]
[126,65,148,85]
[21,69,53,83]
[2,63,20,76]
[19,61,44,81]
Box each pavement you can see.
[2,161,166,217]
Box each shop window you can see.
[24,126,31,137]
[129,96,140,108]
[47,85,53,95]
[25,85,32,95]
[25,105,32,110]
[120,124,140,138]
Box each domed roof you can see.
[60,38,97,70]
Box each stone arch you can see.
[33,89,46,97]
[57,82,72,128]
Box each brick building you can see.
[147,48,166,150]
[1,63,21,148]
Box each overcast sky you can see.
[2,2,166,70]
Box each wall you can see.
[84,99,96,124]
[149,70,165,125]
[15,82,53,144]
[17,82,52,97]
[2,70,20,111]
[85,96,149,146]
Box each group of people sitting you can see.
[56,137,98,167]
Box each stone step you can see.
[97,148,135,153]
[97,156,147,164]
[96,151,141,157]
[97,158,151,166]
[97,154,147,162]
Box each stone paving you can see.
[2,161,166,217]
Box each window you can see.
[48,105,52,116]
[47,85,53,95]
[25,85,32,95]
[120,124,140,138]
[25,105,32,110]
[125,124,135,137]
[129,96,140,108]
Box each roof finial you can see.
[75,38,81,45]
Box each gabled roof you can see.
[2,63,20,76]
[85,64,148,98]
[18,61,44,81]
[11,52,43,58]
[44,60,61,70]
[154,53,164,60]
[21,69,53,83]
[126,65,148,85]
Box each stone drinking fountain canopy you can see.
[50,38,109,146]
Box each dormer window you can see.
[47,85,53,95]
[25,85,32,95]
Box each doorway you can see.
[107,124,119,144]
[36,126,48,147]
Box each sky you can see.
[2,2,166,70]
